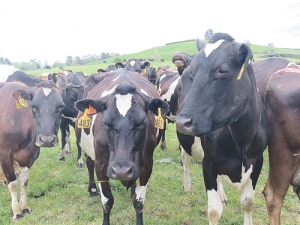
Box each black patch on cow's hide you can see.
[115,83,136,95]
[209,32,234,44]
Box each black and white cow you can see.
[176,33,270,224]
[75,68,169,225]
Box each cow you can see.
[5,70,86,167]
[261,68,300,224]
[0,80,65,220]
[145,66,157,85]
[57,72,86,166]
[172,38,206,75]
[176,33,270,224]
[115,58,150,73]
[75,68,169,225]
[98,65,118,73]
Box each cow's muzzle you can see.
[36,135,58,147]
[176,114,194,136]
[108,161,136,181]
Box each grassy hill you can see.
[27,40,300,76]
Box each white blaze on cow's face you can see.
[130,60,136,66]
[115,94,132,117]
[43,87,51,96]
[204,39,224,57]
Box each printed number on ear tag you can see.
[16,97,28,109]
[78,109,91,128]
[155,107,164,130]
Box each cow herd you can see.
[0,32,300,224]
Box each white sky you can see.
[1,0,299,65]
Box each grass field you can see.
[0,123,299,225]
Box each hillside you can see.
[27,40,300,76]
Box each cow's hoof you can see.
[58,157,65,161]
[11,212,24,221]
[89,191,99,198]
[22,208,31,215]
[66,151,71,155]
[160,142,166,151]
[78,163,84,168]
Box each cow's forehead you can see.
[115,93,133,117]
[204,39,224,57]
[130,60,136,66]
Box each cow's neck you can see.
[229,91,262,149]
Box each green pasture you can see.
[0,123,299,224]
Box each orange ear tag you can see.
[16,97,28,109]
[87,105,97,114]
[155,107,164,129]
[78,109,91,128]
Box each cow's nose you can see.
[110,164,134,181]
[176,115,193,135]
[37,135,57,147]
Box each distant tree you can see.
[244,40,251,46]
[0,57,12,65]
[73,56,82,66]
[52,61,65,68]
[153,49,161,62]
[65,56,73,66]
[204,29,214,40]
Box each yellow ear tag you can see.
[237,63,245,80]
[143,68,146,74]
[16,97,28,109]
[78,109,91,128]
[155,107,164,129]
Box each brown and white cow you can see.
[0,80,65,220]
[75,68,169,225]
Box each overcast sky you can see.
[1,0,299,65]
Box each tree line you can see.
[0,52,120,71]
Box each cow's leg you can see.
[217,177,227,206]
[19,168,32,215]
[98,181,113,225]
[59,122,68,161]
[76,141,84,168]
[160,121,167,150]
[240,178,255,225]
[263,148,296,225]
[131,181,148,225]
[64,125,72,155]
[180,146,191,192]
[86,155,98,197]
[203,159,223,225]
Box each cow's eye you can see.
[216,64,230,78]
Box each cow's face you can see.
[147,67,157,84]
[177,35,254,136]
[13,81,65,147]
[76,91,168,181]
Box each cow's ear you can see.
[98,69,105,73]
[142,61,150,69]
[56,74,67,95]
[148,98,169,116]
[115,62,125,69]
[196,38,206,51]
[75,99,106,114]
[237,44,253,65]
[12,89,33,101]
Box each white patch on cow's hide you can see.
[62,114,76,122]
[130,60,136,66]
[204,39,224,57]
[63,71,69,75]
[135,183,148,205]
[80,115,97,160]
[191,137,204,162]
[207,188,223,224]
[43,87,51,96]
[161,76,180,102]
[113,74,121,81]
[221,164,253,192]
[116,94,132,117]
[140,89,149,96]
[101,84,118,97]
[99,182,109,208]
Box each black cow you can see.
[115,58,150,73]
[145,66,157,85]
[0,80,65,220]
[75,68,169,225]
[57,72,86,166]
[176,33,270,224]
[97,65,118,73]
